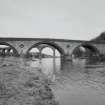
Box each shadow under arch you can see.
[0,42,19,56]
[26,41,65,57]
[72,43,100,58]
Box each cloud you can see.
[0,0,104,40]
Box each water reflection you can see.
[28,57,105,78]
[27,58,61,80]
[1,56,105,105]
[2,56,105,83]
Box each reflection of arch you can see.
[0,42,19,56]
[26,41,65,56]
[72,43,100,57]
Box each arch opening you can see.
[26,41,64,59]
[72,44,100,58]
[41,47,61,58]
[28,48,39,58]
[42,47,54,58]
[0,42,19,57]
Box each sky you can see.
[0,0,105,40]
[30,47,60,56]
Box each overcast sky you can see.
[0,0,105,40]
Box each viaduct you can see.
[0,37,105,60]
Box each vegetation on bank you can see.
[0,57,59,105]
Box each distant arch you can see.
[26,41,65,57]
[72,43,100,58]
[0,42,19,56]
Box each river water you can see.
[27,57,105,105]
[1,57,105,105]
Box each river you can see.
[26,57,105,105]
[1,57,105,105]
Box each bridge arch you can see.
[26,41,65,57]
[41,46,61,57]
[72,43,100,58]
[0,42,19,56]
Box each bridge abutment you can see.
[64,54,72,61]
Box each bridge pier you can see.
[7,48,11,56]
[64,54,72,61]
[39,50,42,60]
[38,48,42,60]
[60,54,72,61]
[2,49,5,56]
[53,48,56,58]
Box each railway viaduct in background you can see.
[0,37,105,60]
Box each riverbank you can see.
[1,57,105,105]
[0,57,59,105]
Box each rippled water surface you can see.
[26,57,105,105]
[1,57,105,105]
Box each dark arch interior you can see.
[26,41,65,58]
[82,44,99,53]
[0,42,19,57]
[72,44,100,58]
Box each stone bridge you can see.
[0,37,105,60]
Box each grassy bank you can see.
[0,57,59,105]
